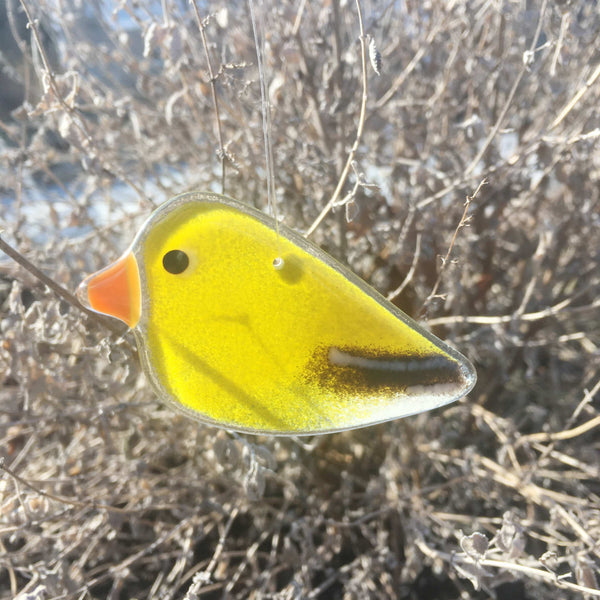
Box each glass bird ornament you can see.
[77,192,476,435]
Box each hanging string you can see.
[248,0,283,266]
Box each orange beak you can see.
[77,251,141,328]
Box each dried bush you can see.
[1,0,599,598]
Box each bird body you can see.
[78,192,476,434]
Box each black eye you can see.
[162,250,189,274]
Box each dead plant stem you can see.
[305,0,368,237]
[464,0,547,176]
[0,236,125,336]
[190,1,227,194]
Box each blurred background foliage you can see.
[1,0,599,598]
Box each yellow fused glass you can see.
[77,191,476,434]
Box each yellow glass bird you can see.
[77,191,476,435]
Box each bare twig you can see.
[305,0,369,237]
[0,235,125,336]
[416,538,600,598]
[19,0,149,204]
[516,381,600,448]
[183,506,241,598]
[190,1,227,194]
[550,62,600,131]
[550,12,569,77]
[464,0,548,176]
[0,459,141,515]
[387,233,421,301]
[374,21,442,109]
[426,297,600,327]
[423,179,484,308]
